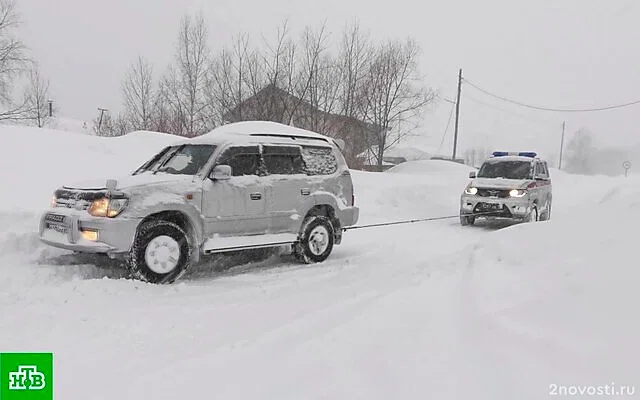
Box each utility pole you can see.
[97,107,108,134]
[558,121,566,170]
[452,68,462,160]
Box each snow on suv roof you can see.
[173,121,337,147]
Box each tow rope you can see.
[341,211,501,232]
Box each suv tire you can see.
[293,215,335,264]
[126,219,191,284]
[460,214,475,226]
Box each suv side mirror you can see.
[469,171,476,179]
[210,165,231,180]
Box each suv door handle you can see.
[301,188,310,196]
[250,192,262,200]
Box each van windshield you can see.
[477,160,532,180]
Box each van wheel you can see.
[526,206,538,223]
[460,214,475,226]
[547,202,551,220]
[541,200,552,221]
[126,219,191,284]
[293,216,335,264]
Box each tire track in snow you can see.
[456,240,608,398]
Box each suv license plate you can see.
[46,222,68,234]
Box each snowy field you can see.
[1,125,638,399]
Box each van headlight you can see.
[464,187,478,195]
[88,197,128,217]
[509,189,527,197]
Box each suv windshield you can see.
[477,160,532,180]
[138,144,217,175]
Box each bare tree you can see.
[149,80,173,133]
[328,21,374,164]
[293,23,334,130]
[113,113,130,136]
[564,128,594,174]
[0,0,30,120]
[304,54,341,134]
[360,39,437,166]
[162,11,211,137]
[23,64,52,127]
[206,33,253,125]
[122,56,154,130]
[93,110,128,137]
[231,19,297,123]
[260,20,294,92]
[337,20,372,120]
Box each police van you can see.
[459,151,552,225]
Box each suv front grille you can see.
[54,198,91,210]
[54,188,106,210]
[476,188,510,198]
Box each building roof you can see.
[223,83,384,136]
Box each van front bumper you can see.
[38,208,140,255]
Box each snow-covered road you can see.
[1,126,638,399]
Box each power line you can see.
[464,78,640,112]
[435,100,456,155]
[464,94,561,128]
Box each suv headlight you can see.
[88,197,128,217]
[464,186,478,195]
[509,189,527,197]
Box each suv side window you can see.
[262,145,305,175]
[216,145,262,176]
[536,161,548,178]
[301,145,338,176]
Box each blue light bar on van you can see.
[491,151,537,158]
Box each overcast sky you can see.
[17,0,640,163]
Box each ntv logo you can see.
[8,365,46,390]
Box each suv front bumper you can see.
[460,194,533,220]
[39,207,140,255]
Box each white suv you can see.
[39,122,360,283]
[460,151,552,225]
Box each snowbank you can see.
[385,158,474,175]
[0,125,179,212]
[352,160,475,223]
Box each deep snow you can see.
[0,125,638,399]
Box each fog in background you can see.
[15,0,640,176]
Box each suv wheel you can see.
[293,216,335,264]
[460,214,475,226]
[126,219,191,284]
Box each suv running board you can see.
[202,233,299,254]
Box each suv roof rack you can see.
[248,132,334,145]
